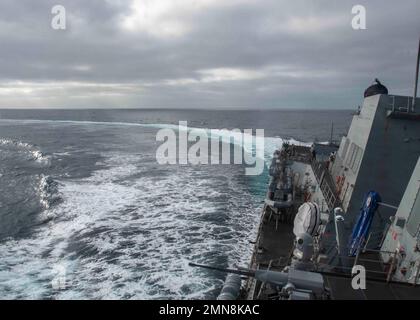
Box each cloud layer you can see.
[0,0,419,109]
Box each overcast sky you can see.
[0,0,419,109]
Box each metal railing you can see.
[389,95,414,113]
[314,241,402,282]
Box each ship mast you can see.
[329,122,334,145]
[413,38,420,112]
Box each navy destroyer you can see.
[190,40,420,300]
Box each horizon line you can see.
[0,106,355,111]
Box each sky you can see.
[0,0,419,109]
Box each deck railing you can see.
[389,95,415,113]
[314,242,406,283]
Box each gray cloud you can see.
[0,0,419,109]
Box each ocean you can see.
[0,109,352,299]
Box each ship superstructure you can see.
[329,93,420,255]
[380,157,420,285]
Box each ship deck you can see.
[245,145,420,300]
[249,145,330,271]
[248,204,420,300]
[324,274,420,300]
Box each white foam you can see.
[0,152,260,299]
[0,137,50,165]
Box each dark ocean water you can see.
[0,109,352,299]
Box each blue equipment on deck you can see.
[348,191,381,257]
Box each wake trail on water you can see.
[0,118,315,164]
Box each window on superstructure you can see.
[350,146,358,170]
[407,187,420,237]
[339,137,350,159]
[346,143,356,167]
[352,146,363,172]
[346,143,363,173]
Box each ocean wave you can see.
[0,138,50,165]
[37,174,61,211]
